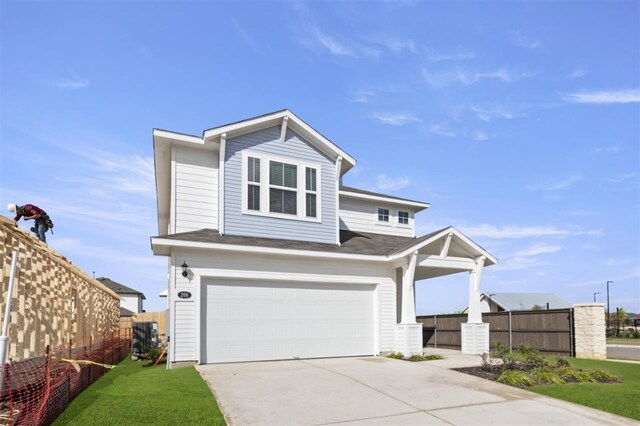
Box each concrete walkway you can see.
[197,350,637,426]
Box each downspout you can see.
[0,252,19,392]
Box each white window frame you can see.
[241,150,322,223]
[372,206,413,229]
[376,206,391,226]
[397,210,410,227]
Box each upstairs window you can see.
[242,151,321,222]
[398,211,409,225]
[269,161,297,215]
[305,167,317,217]
[247,157,260,211]
[377,208,390,222]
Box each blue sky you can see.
[1,1,638,315]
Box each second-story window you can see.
[305,167,317,217]
[269,161,297,215]
[398,211,409,225]
[377,208,390,222]
[242,151,322,222]
[247,157,260,211]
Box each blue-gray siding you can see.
[224,126,337,244]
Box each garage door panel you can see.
[202,280,375,363]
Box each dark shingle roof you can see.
[156,228,450,257]
[120,307,135,317]
[340,185,429,206]
[96,277,146,299]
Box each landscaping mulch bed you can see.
[455,364,523,381]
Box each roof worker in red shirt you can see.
[8,203,52,243]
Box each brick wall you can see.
[0,215,120,360]
[573,303,606,360]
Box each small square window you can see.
[398,211,409,225]
[378,208,389,222]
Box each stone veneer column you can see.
[573,303,606,360]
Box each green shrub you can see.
[497,370,535,388]
[409,354,443,361]
[518,345,549,368]
[386,352,405,359]
[555,357,570,368]
[490,341,510,359]
[587,369,621,383]
[555,366,597,383]
[530,367,565,384]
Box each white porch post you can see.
[400,251,418,324]
[395,251,422,356]
[466,256,485,324]
[461,256,489,354]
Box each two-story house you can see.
[151,110,496,366]
[96,277,145,314]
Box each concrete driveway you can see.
[197,350,636,426]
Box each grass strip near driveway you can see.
[529,358,640,420]
[607,338,640,346]
[54,358,225,425]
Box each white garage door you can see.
[202,280,375,364]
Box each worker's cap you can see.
[7,204,16,213]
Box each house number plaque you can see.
[177,291,192,299]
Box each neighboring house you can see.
[463,292,571,313]
[96,277,146,313]
[150,110,497,366]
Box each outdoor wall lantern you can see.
[181,261,189,278]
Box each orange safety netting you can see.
[0,332,130,425]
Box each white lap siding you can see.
[339,197,414,237]
[174,147,218,233]
[169,249,397,363]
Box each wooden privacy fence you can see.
[417,308,575,356]
[120,310,167,341]
[0,215,121,361]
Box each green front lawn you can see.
[607,337,640,346]
[529,358,640,420]
[54,358,225,425]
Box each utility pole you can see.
[606,281,613,333]
[593,292,600,303]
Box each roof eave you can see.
[202,110,356,169]
[339,190,430,211]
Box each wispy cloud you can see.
[372,112,421,126]
[426,123,456,137]
[461,224,598,239]
[493,243,560,271]
[562,89,640,104]
[567,68,587,79]
[470,105,518,122]
[231,18,264,55]
[509,30,542,49]
[514,244,562,257]
[370,35,416,54]
[54,75,90,89]
[349,89,375,103]
[427,48,475,62]
[312,28,355,56]
[563,209,597,217]
[470,130,488,141]
[304,28,381,58]
[606,172,637,184]
[373,174,410,191]
[423,66,534,88]
[528,174,582,191]
[605,258,633,267]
